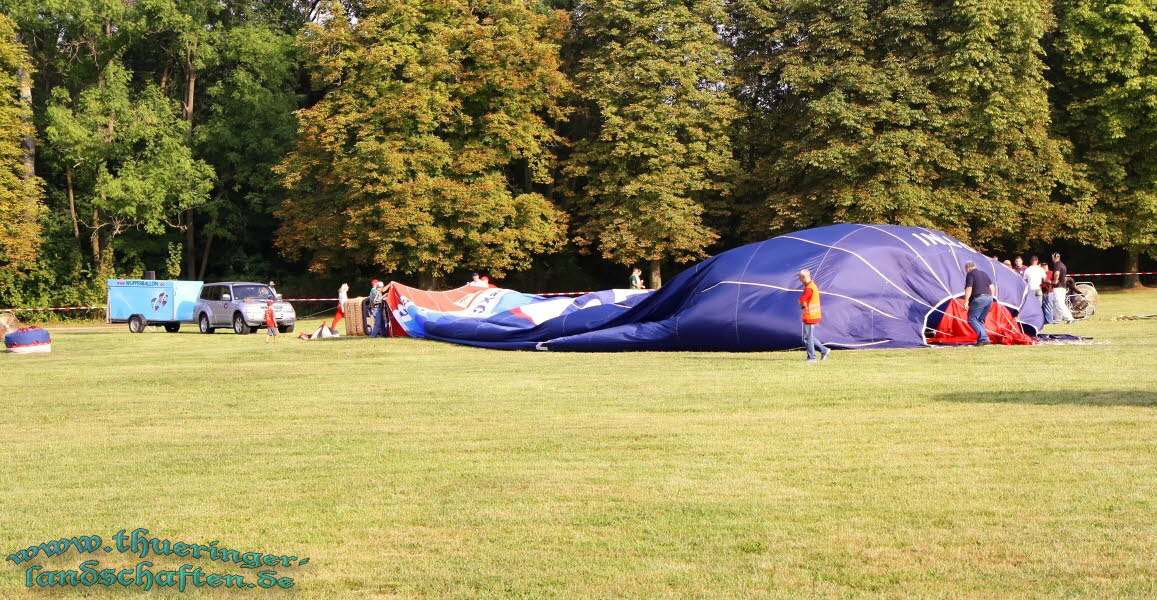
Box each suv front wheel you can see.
[233,313,250,335]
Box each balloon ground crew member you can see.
[369,281,387,338]
[797,269,830,362]
[962,260,995,345]
[330,283,349,329]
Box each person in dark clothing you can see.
[1013,256,1027,275]
[962,261,996,345]
[369,281,387,338]
[1050,252,1074,324]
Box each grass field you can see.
[3,289,1156,598]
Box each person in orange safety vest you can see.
[797,269,830,362]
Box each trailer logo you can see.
[112,280,166,287]
[151,293,169,312]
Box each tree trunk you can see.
[182,45,198,279]
[184,211,196,278]
[66,167,79,238]
[16,35,34,179]
[90,209,102,271]
[197,232,213,281]
[1123,247,1142,289]
[648,259,662,289]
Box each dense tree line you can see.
[0,0,1152,307]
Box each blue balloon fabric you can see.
[4,326,52,353]
[393,224,1043,351]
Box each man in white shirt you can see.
[1022,255,1047,316]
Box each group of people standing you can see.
[366,280,388,338]
[328,280,389,338]
[964,252,1075,346]
[1008,253,1075,325]
[327,274,498,342]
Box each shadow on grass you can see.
[938,389,1157,408]
[682,355,771,362]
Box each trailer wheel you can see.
[164,323,180,333]
[198,314,215,334]
[128,315,146,333]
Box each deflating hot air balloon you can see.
[386,224,1041,351]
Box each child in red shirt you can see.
[264,300,278,344]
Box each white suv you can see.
[194,282,296,334]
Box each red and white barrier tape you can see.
[9,271,1153,313]
[1,306,105,312]
[2,293,596,311]
[1070,272,1157,277]
[286,292,597,298]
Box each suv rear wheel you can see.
[199,314,215,334]
[233,313,250,335]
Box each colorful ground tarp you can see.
[385,224,1044,351]
[384,283,548,337]
[926,298,1036,345]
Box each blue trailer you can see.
[107,279,204,333]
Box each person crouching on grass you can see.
[797,269,830,362]
[264,300,278,344]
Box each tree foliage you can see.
[2,0,1156,306]
[564,0,738,285]
[0,0,310,306]
[0,12,42,269]
[44,61,214,270]
[276,0,570,280]
[192,18,302,278]
[731,0,1081,249]
[1049,0,1157,279]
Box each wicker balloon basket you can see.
[343,298,367,336]
[0,311,17,335]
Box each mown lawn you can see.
[2,288,1156,598]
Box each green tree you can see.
[564,0,738,288]
[731,0,1080,250]
[1049,0,1157,287]
[191,20,302,280]
[2,0,309,297]
[276,0,570,284]
[0,12,43,274]
[44,61,214,273]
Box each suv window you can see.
[231,285,275,301]
[200,285,220,301]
